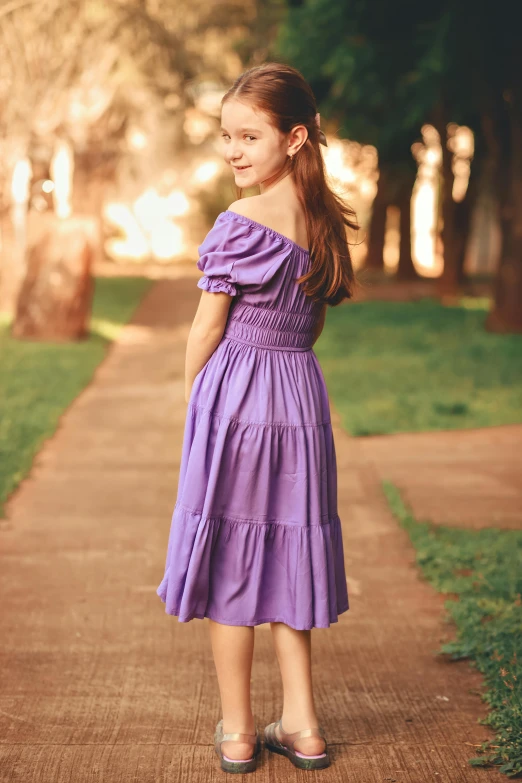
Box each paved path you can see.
[0,280,505,782]
[358,425,522,530]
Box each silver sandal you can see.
[264,718,330,769]
[214,718,262,774]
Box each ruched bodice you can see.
[224,301,317,351]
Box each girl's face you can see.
[220,99,305,188]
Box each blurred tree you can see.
[411,0,522,328]
[452,0,522,332]
[275,0,522,329]
[0,0,128,323]
[0,0,255,333]
[274,0,436,280]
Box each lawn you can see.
[316,297,522,436]
[0,277,153,515]
[384,481,522,778]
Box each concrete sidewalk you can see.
[0,279,504,782]
[358,424,522,530]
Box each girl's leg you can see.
[269,622,326,756]
[208,619,256,761]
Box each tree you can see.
[0,0,258,333]
[275,0,522,329]
[274,0,442,280]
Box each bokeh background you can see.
[1,0,521,490]
[1,0,521,305]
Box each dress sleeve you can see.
[196,215,243,296]
[196,213,292,296]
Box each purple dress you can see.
[156,209,350,630]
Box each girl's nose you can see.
[225,144,242,163]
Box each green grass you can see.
[0,277,153,515]
[384,481,522,778]
[316,297,522,436]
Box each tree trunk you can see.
[434,106,460,297]
[0,207,21,317]
[487,244,522,332]
[486,88,522,333]
[71,153,109,266]
[396,173,419,281]
[11,212,95,341]
[0,139,31,316]
[454,156,481,285]
[365,167,387,271]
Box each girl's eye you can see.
[220,134,256,141]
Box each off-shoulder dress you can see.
[156,209,350,630]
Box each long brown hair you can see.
[221,62,360,305]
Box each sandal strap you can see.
[221,731,257,743]
[277,719,325,752]
[215,718,259,750]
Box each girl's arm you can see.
[185,291,234,402]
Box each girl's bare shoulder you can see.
[226,197,308,250]
[227,195,271,222]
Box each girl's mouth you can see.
[234,165,251,171]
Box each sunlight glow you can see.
[411,125,443,275]
[193,161,220,184]
[11,159,32,205]
[128,129,148,150]
[103,187,190,261]
[50,140,73,219]
[321,137,378,268]
[409,123,474,275]
[448,124,474,202]
[104,203,149,260]
[323,138,378,202]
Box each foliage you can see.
[383,481,522,777]
[0,0,257,217]
[274,0,445,157]
[0,277,153,516]
[316,297,522,436]
[275,0,522,154]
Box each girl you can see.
[157,62,359,773]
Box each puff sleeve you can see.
[196,212,292,296]
[196,215,243,296]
